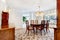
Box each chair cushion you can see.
[29,27,33,29]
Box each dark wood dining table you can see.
[30,24,41,27]
[30,24,41,34]
[30,24,47,34]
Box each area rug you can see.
[15,28,54,40]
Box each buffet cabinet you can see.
[0,28,15,40]
[54,28,60,40]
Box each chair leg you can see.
[46,27,47,32]
[44,28,46,35]
[36,28,38,34]
[25,29,27,34]
[40,30,42,35]
[33,28,35,34]
[44,28,45,32]
[27,30,29,35]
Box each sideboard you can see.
[0,27,15,40]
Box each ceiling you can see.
[0,0,56,12]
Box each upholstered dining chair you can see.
[36,20,45,35]
[34,20,38,24]
[41,20,45,29]
[40,20,45,35]
[26,20,34,35]
[36,25,42,35]
[45,20,49,32]
[30,20,34,24]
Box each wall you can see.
[9,9,23,28]
[0,0,23,28]
[0,0,56,28]
[0,0,4,28]
[0,8,56,28]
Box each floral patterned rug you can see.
[15,28,54,40]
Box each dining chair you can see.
[34,20,38,24]
[30,20,34,24]
[26,20,34,35]
[36,20,45,35]
[36,25,42,35]
[40,20,45,35]
[45,20,49,32]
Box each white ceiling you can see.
[0,0,56,11]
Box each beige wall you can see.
[0,0,56,28]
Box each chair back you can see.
[34,20,38,24]
[46,20,49,27]
[41,20,45,24]
[26,20,29,27]
[30,20,34,24]
[41,20,45,28]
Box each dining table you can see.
[30,23,47,34]
[30,24,42,34]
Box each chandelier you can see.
[35,6,43,16]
